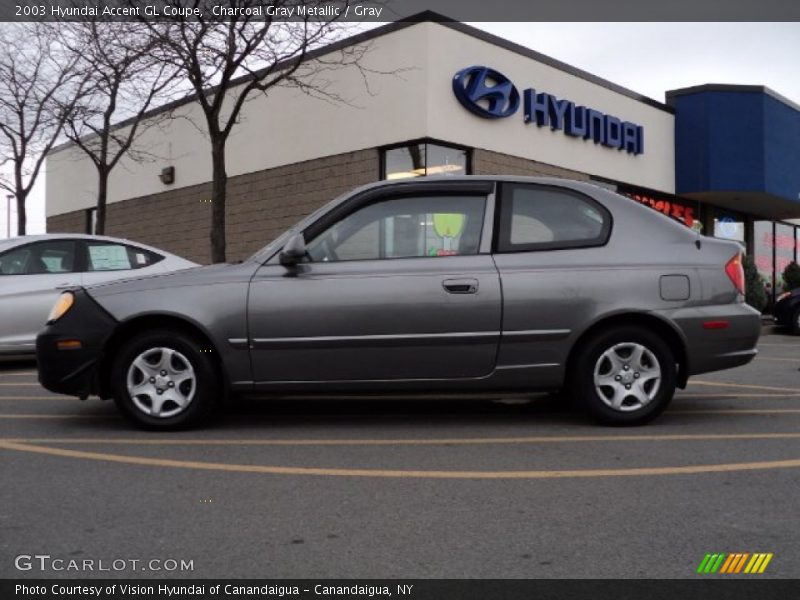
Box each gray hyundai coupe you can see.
[37,176,760,429]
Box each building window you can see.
[381,141,469,180]
[796,227,800,263]
[616,184,703,233]
[712,209,745,245]
[774,222,795,294]
[753,220,774,298]
[85,208,97,235]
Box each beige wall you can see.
[46,23,429,218]
[426,25,675,192]
[46,21,676,221]
[49,149,379,264]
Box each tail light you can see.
[725,253,745,296]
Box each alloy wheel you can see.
[593,342,662,412]
[126,347,196,418]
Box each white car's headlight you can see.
[47,291,75,323]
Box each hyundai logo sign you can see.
[452,66,644,155]
[452,66,520,119]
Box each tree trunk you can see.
[15,191,26,236]
[95,169,109,235]
[210,139,227,263]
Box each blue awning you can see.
[668,85,800,220]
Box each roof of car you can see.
[344,174,619,200]
[0,233,177,256]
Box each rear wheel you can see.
[571,326,676,425]
[792,308,800,335]
[111,329,219,429]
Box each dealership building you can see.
[45,16,800,297]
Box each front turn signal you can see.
[47,291,75,324]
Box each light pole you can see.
[5,195,11,239]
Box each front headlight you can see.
[47,291,75,323]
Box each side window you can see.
[306,195,486,262]
[85,242,163,272]
[0,240,77,275]
[497,185,610,252]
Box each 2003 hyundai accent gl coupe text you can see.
[37,176,761,429]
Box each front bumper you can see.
[36,288,118,398]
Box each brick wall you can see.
[47,211,86,234]
[46,149,379,264]
[47,147,589,264]
[472,148,590,181]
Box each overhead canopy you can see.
[668,85,800,220]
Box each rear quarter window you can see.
[496,184,611,252]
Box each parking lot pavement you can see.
[1,328,798,579]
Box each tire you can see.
[111,329,220,430]
[570,326,676,426]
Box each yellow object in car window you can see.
[433,213,465,238]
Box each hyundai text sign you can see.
[452,66,644,155]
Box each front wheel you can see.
[111,329,220,429]
[571,326,676,426]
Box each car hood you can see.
[86,261,259,298]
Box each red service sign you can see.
[626,193,697,229]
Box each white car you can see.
[0,234,197,356]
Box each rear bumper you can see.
[661,302,761,377]
[36,289,117,398]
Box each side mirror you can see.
[279,233,307,267]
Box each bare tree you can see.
[0,23,87,236]
[58,22,182,235]
[144,0,368,263]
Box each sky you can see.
[4,21,800,238]
[470,22,800,105]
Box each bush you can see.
[782,261,800,291]
[743,255,767,312]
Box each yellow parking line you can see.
[0,414,107,419]
[0,396,75,401]
[672,408,800,415]
[676,393,800,398]
[758,356,799,363]
[0,383,41,387]
[3,440,800,479]
[4,431,800,446]
[690,381,800,393]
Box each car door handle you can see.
[55,283,76,290]
[442,278,479,294]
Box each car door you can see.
[247,181,501,384]
[0,239,81,353]
[492,182,613,380]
